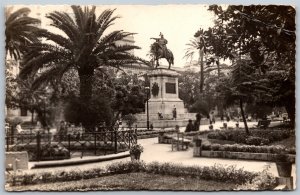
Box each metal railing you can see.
[5,129,137,161]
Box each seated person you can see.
[157,112,163,120]
[185,119,194,133]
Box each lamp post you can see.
[145,86,150,130]
[42,96,47,129]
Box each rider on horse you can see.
[150,32,174,69]
[151,32,168,57]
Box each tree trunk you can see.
[199,49,204,93]
[216,57,220,78]
[36,108,47,127]
[31,109,34,125]
[79,69,94,102]
[239,98,249,135]
[284,101,295,128]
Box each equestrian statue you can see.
[150,32,174,69]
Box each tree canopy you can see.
[19,6,147,103]
[207,5,295,126]
[5,7,41,60]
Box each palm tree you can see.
[5,7,41,60]
[184,29,206,93]
[17,78,49,126]
[20,5,146,102]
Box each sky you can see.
[8,4,216,67]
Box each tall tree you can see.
[20,6,146,103]
[184,29,206,93]
[5,7,40,60]
[208,5,295,125]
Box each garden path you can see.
[25,136,295,188]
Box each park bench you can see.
[257,120,271,129]
[171,132,191,151]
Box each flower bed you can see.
[207,129,291,145]
[199,143,296,162]
[10,141,127,161]
[202,143,296,154]
[7,161,273,189]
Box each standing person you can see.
[16,122,23,134]
[185,119,194,133]
[172,106,177,120]
[59,121,66,141]
[221,114,224,122]
[194,113,201,131]
[226,112,230,122]
[212,112,215,124]
[150,124,154,130]
[209,112,215,124]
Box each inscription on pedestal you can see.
[166,83,176,94]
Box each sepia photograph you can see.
[4,3,296,191]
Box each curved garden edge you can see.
[199,150,296,162]
[31,151,130,169]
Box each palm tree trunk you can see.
[239,98,249,135]
[199,48,204,93]
[79,71,94,102]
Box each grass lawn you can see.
[7,172,238,191]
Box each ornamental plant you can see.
[129,144,144,155]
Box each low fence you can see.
[5,130,137,161]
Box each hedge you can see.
[7,161,263,187]
[201,143,296,154]
[207,129,291,145]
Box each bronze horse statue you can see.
[150,41,174,69]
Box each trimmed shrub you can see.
[211,144,221,151]
[106,160,146,174]
[201,143,294,155]
[245,136,270,146]
[235,166,277,190]
[7,161,261,187]
[207,129,290,145]
[201,143,211,150]
[207,131,220,139]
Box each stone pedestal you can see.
[275,177,294,190]
[193,138,202,157]
[135,68,198,128]
[147,68,185,116]
[6,151,29,170]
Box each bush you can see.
[206,129,290,145]
[211,144,221,151]
[8,161,260,186]
[207,131,220,139]
[122,114,137,129]
[145,162,257,184]
[129,144,144,155]
[201,143,211,150]
[64,96,113,129]
[106,161,146,174]
[235,165,277,190]
[245,136,270,146]
[40,143,70,160]
[202,143,294,155]
[189,100,210,117]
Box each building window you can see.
[20,107,27,116]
